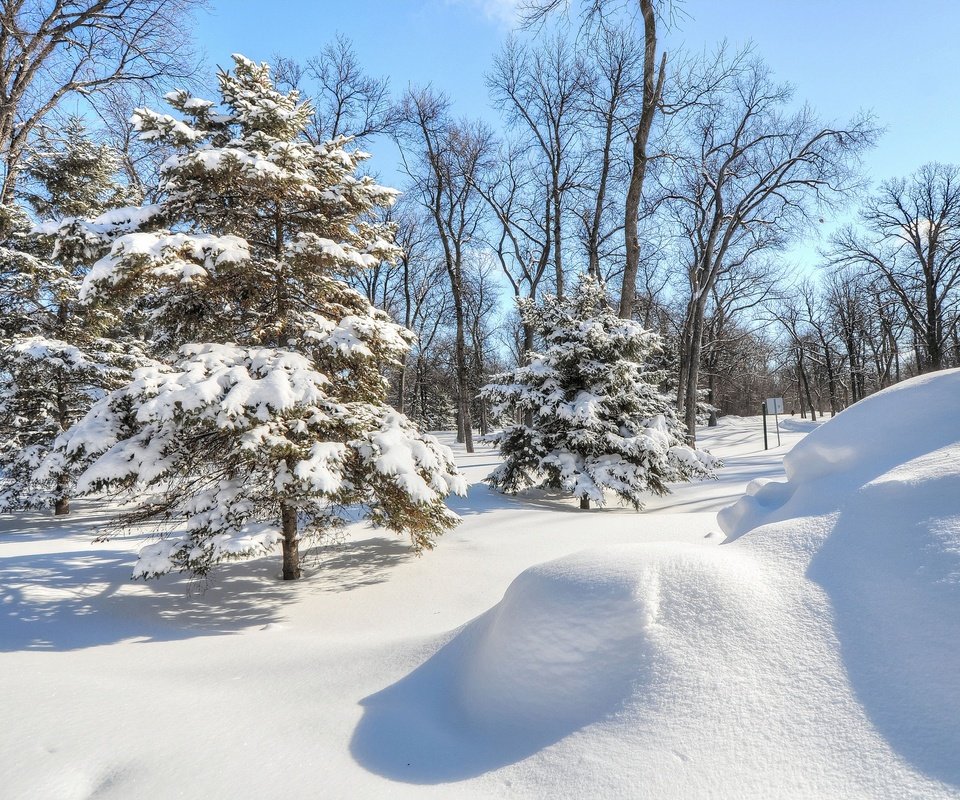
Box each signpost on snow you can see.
[762,397,784,450]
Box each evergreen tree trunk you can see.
[580,496,590,510]
[281,504,300,581]
[54,494,70,516]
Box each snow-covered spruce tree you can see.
[482,276,716,510]
[46,55,465,580]
[0,121,144,515]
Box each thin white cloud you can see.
[449,0,521,26]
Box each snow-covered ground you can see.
[1,383,958,799]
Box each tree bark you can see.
[707,374,718,426]
[580,496,590,510]
[453,290,475,452]
[618,0,666,319]
[281,504,300,580]
[797,348,817,423]
[682,291,709,445]
[823,344,838,417]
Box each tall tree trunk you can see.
[676,314,692,412]
[587,103,616,279]
[398,255,412,414]
[797,364,807,419]
[682,290,711,444]
[281,504,300,580]
[707,373,718,427]
[552,191,564,297]
[453,293,474,453]
[682,311,705,445]
[797,348,817,423]
[823,345,838,417]
[618,0,666,320]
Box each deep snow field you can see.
[2,371,960,799]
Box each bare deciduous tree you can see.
[661,50,875,442]
[518,0,669,317]
[578,22,643,281]
[488,31,590,297]
[829,162,960,372]
[475,138,552,355]
[274,34,398,145]
[0,0,201,203]
[397,88,494,452]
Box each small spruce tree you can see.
[45,56,465,580]
[482,276,716,510]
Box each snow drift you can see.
[720,368,960,787]
[354,369,960,798]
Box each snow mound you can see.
[457,544,769,735]
[352,542,784,786]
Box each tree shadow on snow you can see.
[0,502,116,543]
[302,536,414,591]
[0,546,297,651]
[0,526,414,652]
[444,482,528,517]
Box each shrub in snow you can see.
[0,121,143,514]
[482,276,715,509]
[45,55,465,580]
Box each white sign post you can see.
[762,397,783,449]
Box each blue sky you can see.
[194,0,960,177]
[192,0,960,264]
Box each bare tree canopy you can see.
[273,34,398,145]
[829,163,960,372]
[0,0,202,203]
[661,48,877,442]
[515,0,669,318]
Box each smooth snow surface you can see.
[2,380,959,798]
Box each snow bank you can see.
[720,368,960,786]
[354,369,960,797]
[719,369,960,538]
[457,544,768,737]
